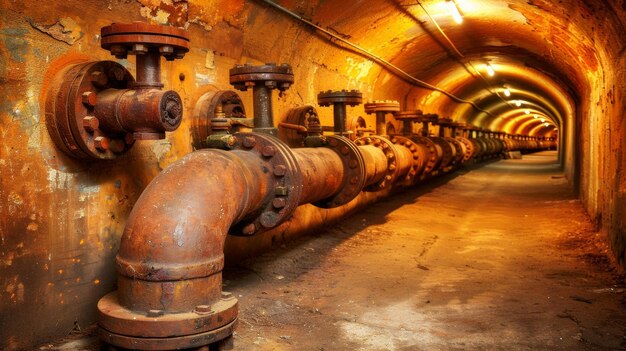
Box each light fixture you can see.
[544,123,549,127]
[446,0,463,24]
[525,109,530,114]
[540,118,546,123]
[515,100,522,107]
[533,114,538,119]
[503,86,511,97]
[485,63,495,77]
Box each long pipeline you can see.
[97,133,415,350]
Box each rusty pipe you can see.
[94,88,183,140]
[292,148,345,204]
[358,145,389,186]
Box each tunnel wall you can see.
[0,0,625,349]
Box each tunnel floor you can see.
[224,151,626,351]
[44,152,626,351]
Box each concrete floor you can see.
[44,151,626,350]
[226,151,626,351]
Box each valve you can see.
[363,100,401,136]
[317,90,363,135]
[230,63,294,136]
[192,89,249,149]
[45,22,189,159]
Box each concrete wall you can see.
[1,0,625,349]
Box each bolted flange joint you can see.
[229,132,303,236]
[354,136,400,191]
[45,22,189,160]
[317,89,363,135]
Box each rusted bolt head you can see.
[265,80,277,89]
[275,186,288,196]
[132,43,148,54]
[349,158,358,169]
[242,136,256,148]
[350,176,359,185]
[82,116,99,132]
[194,305,213,315]
[260,211,278,228]
[262,145,276,157]
[279,82,291,90]
[90,71,108,87]
[94,136,109,151]
[225,136,236,148]
[388,164,396,171]
[404,141,412,147]
[159,45,174,55]
[382,143,389,149]
[242,223,256,235]
[386,153,394,159]
[385,175,392,181]
[274,165,287,177]
[82,91,97,107]
[272,198,286,209]
[391,138,398,143]
[147,309,164,317]
[328,138,339,147]
[110,44,127,59]
[340,146,349,155]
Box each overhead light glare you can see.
[485,63,495,77]
[540,118,546,123]
[544,123,549,127]
[515,100,522,107]
[525,109,530,115]
[533,114,538,119]
[446,0,463,24]
[503,87,511,97]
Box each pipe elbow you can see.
[114,149,268,312]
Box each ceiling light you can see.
[485,63,495,77]
[503,87,511,97]
[544,123,549,127]
[540,118,546,123]
[533,114,538,119]
[446,0,463,24]
[525,109,530,114]
[515,100,522,107]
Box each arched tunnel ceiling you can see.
[258,0,618,139]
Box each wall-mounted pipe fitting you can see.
[317,90,363,135]
[363,100,401,137]
[45,22,189,160]
[230,63,294,136]
[192,89,249,149]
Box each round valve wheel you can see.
[45,61,136,159]
[100,22,190,61]
[317,90,363,106]
[279,105,320,148]
[230,63,294,91]
[363,100,401,114]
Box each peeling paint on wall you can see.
[29,18,83,45]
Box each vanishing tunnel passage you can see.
[0,0,625,350]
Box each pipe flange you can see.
[390,136,421,184]
[98,291,237,350]
[456,137,477,162]
[445,137,466,165]
[230,133,302,235]
[100,22,190,61]
[192,90,246,149]
[363,100,401,114]
[354,136,398,191]
[230,63,294,91]
[317,90,363,106]
[429,136,454,171]
[411,136,439,176]
[315,136,367,208]
[45,61,136,159]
